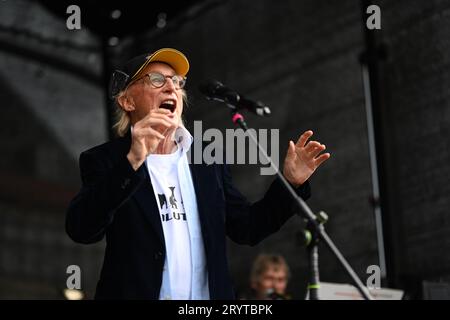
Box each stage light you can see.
[111,9,121,20]
[63,289,85,300]
[108,36,119,46]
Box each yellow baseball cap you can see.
[131,48,190,80]
[110,48,190,98]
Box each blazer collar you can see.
[114,129,216,247]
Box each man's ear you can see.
[117,94,135,112]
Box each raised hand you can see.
[283,130,331,187]
[127,108,177,170]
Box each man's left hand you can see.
[283,130,331,187]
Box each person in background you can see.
[249,254,292,300]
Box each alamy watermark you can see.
[64,4,381,31]
[66,264,81,290]
[66,5,81,30]
[187,121,280,176]
[366,264,381,290]
[366,5,381,30]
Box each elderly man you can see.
[66,48,330,300]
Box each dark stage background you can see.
[0,0,449,299]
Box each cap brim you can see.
[131,48,190,80]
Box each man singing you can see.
[66,48,330,299]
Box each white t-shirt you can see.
[147,146,192,299]
[145,126,209,300]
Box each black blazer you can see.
[66,133,311,300]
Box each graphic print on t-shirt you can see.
[158,186,186,222]
[168,187,177,209]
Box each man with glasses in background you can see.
[66,48,330,300]
[247,254,292,300]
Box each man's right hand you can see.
[127,108,177,171]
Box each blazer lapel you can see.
[114,132,165,246]
[188,163,218,239]
[133,166,165,246]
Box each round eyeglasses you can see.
[138,72,186,90]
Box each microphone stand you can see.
[228,109,374,300]
[300,211,328,300]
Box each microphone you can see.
[199,80,271,116]
[265,288,288,300]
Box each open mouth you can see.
[159,100,176,113]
